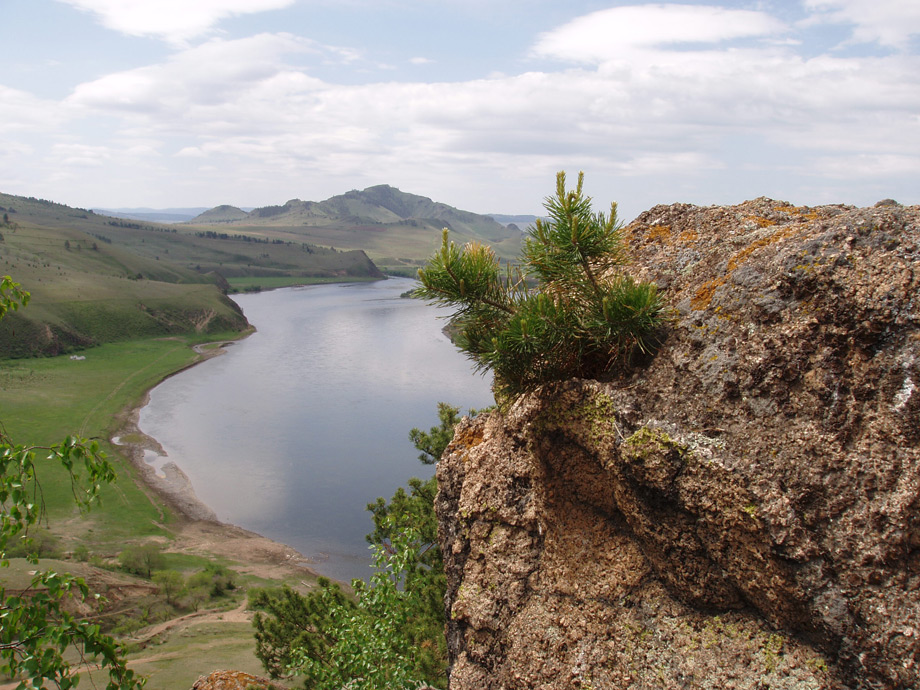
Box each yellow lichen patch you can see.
[453,424,486,450]
[729,227,799,272]
[692,225,804,310]
[678,229,698,243]
[789,206,821,221]
[647,224,672,242]
[746,216,777,228]
[691,276,726,310]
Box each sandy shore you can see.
[110,341,325,583]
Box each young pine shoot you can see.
[415,172,665,401]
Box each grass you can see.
[115,621,267,690]
[226,274,379,292]
[0,331,293,688]
[0,337,206,548]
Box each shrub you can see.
[118,543,165,579]
[415,171,666,400]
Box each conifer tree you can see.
[252,404,469,689]
[415,171,666,400]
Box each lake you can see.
[138,278,495,582]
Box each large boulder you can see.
[438,198,919,689]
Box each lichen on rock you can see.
[437,198,920,689]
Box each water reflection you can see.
[139,278,494,582]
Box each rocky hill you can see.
[437,198,919,689]
[191,204,250,223]
[191,185,520,244]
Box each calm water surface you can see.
[138,278,494,582]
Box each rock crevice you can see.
[437,199,920,689]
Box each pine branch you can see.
[416,172,666,401]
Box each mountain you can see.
[93,207,212,223]
[188,205,250,223]
[91,206,260,223]
[193,184,515,240]
[188,185,523,273]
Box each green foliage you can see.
[0,275,143,690]
[118,544,166,579]
[415,171,666,400]
[253,403,469,689]
[287,524,433,690]
[407,402,461,465]
[363,401,478,685]
[187,563,236,598]
[251,579,358,681]
[253,528,446,690]
[3,527,61,559]
[0,275,29,319]
[152,570,184,606]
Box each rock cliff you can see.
[437,198,919,689]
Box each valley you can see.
[0,182,513,689]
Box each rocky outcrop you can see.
[191,670,283,690]
[437,198,919,689]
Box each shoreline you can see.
[109,338,326,582]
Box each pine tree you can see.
[415,171,666,400]
[252,404,470,689]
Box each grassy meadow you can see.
[0,337,206,544]
[191,218,522,275]
[225,273,380,292]
[0,333,316,690]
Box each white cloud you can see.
[66,34,327,124]
[55,0,296,43]
[811,153,920,179]
[53,143,112,167]
[803,0,920,50]
[176,146,207,158]
[532,4,786,63]
[0,85,64,133]
[7,3,917,214]
[51,11,919,212]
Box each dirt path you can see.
[0,602,256,690]
[128,600,252,648]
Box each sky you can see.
[1,0,918,220]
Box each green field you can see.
[0,337,207,544]
[226,274,380,292]
[191,219,521,275]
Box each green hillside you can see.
[192,204,249,223]
[0,183,518,355]
[0,193,382,357]
[188,184,523,274]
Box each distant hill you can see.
[190,205,250,223]
[488,214,540,227]
[94,207,212,223]
[188,185,523,273]
[0,192,383,357]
